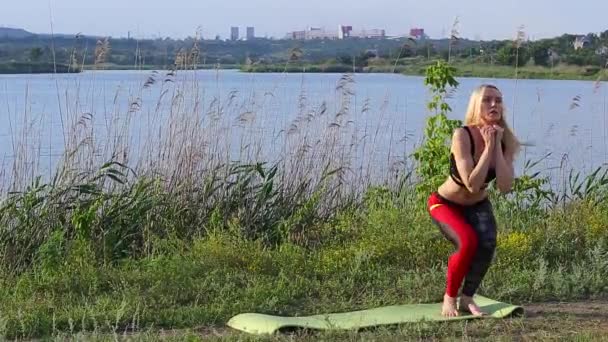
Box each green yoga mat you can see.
[227,295,523,335]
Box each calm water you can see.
[0,69,607,183]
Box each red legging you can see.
[427,192,497,297]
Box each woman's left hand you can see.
[493,124,504,146]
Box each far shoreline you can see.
[2,62,605,82]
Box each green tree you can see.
[412,60,461,196]
[337,54,353,65]
[529,41,551,67]
[564,49,601,66]
[495,44,529,66]
[354,50,376,67]
[600,30,608,45]
[29,47,43,62]
[288,47,303,61]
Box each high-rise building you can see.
[338,25,353,39]
[246,27,255,40]
[230,26,239,41]
[410,28,426,40]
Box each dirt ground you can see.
[508,299,608,340]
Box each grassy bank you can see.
[448,61,607,80]
[0,63,608,340]
[0,62,80,74]
[241,63,360,73]
[80,63,242,71]
[241,59,608,81]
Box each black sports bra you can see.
[449,126,501,189]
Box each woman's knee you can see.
[456,227,478,256]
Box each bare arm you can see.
[451,127,495,193]
[494,142,515,193]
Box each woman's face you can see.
[479,87,503,125]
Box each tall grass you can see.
[0,42,417,274]
[512,25,527,129]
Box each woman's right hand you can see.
[480,125,496,149]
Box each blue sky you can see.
[1,0,606,40]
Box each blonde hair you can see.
[464,84,521,157]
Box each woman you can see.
[427,84,520,317]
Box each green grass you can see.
[449,61,606,80]
[0,62,80,74]
[391,60,606,81]
[1,183,608,339]
[239,58,608,81]
[80,63,242,71]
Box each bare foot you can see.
[442,294,459,317]
[459,295,487,316]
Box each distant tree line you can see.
[0,30,607,69]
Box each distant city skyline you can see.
[0,0,606,41]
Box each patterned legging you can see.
[427,192,497,297]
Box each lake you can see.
[0,69,606,187]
